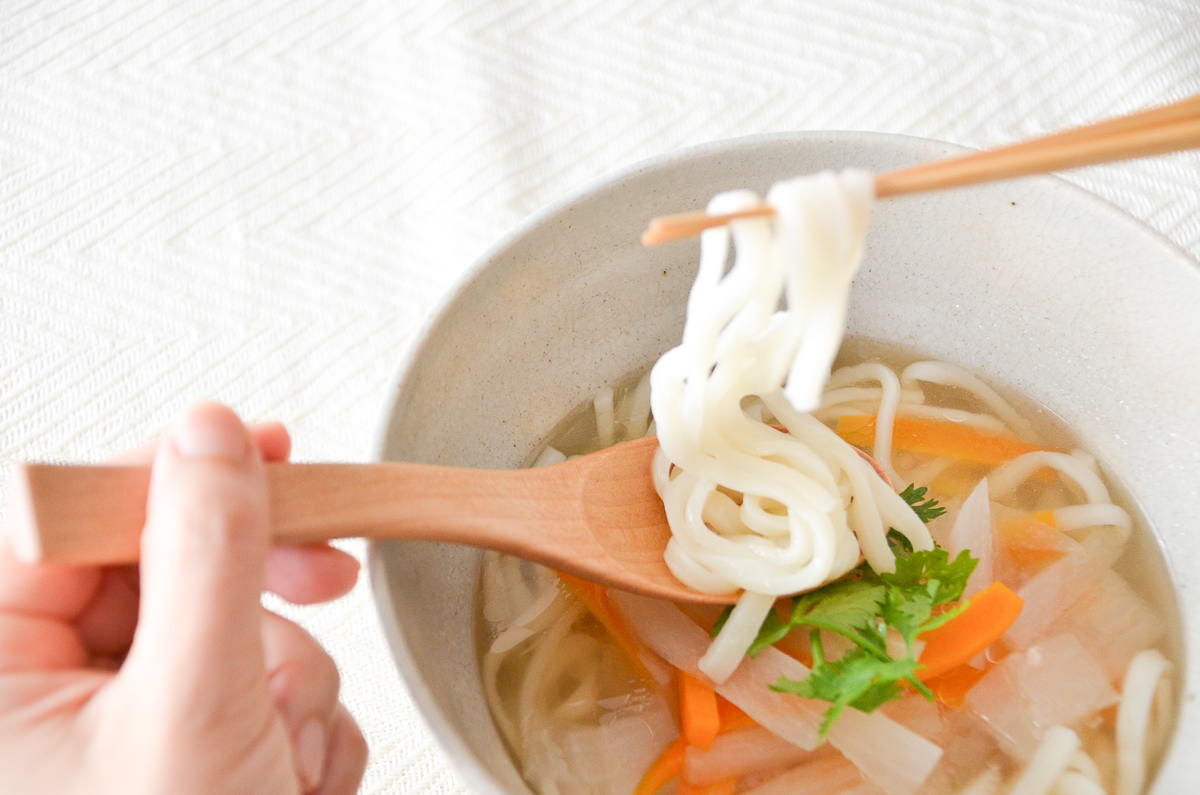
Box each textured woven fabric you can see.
[1,1,1197,792]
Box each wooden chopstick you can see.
[876,101,1200,197]
[641,94,1200,246]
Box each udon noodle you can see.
[478,172,1175,794]
[650,172,931,682]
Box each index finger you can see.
[0,538,101,618]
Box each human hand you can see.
[0,403,367,794]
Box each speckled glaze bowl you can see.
[369,132,1200,793]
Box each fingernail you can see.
[171,403,248,461]
[296,719,327,790]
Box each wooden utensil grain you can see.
[641,93,1200,245]
[6,436,736,604]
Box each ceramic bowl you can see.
[369,131,1200,793]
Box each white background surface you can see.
[2,1,1198,792]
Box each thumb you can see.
[124,402,270,699]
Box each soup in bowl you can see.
[369,132,1199,793]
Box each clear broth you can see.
[476,340,1182,794]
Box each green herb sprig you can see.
[898,483,948,524]
[712,484,975,737]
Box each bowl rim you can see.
[366,128,1200,793]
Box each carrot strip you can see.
[930,463,988,498]
[997,511,1064,571]
[926,663,989,707]
[917,581,1024,681]
[637,698,749,794]
[635,735,688,795]
[837,415,1043,466]
[716,697,758,735]
[556,571,658,685]
[680,671,721,750]
[678,776,739,795]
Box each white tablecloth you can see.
[2,1,1198,792]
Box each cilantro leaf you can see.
[770,632,921,738]
[886,528,914,556]
[743,578,888,658]
[710,605,732,638]
[746,608,791,654]
[880,588,934,654]
[705,482,979,737]
[883,547,977,606]
[744,548,976,662]
[899,483,947,523]
[883,483,944,558]
[880,547,977,655]
[775,579,888,658]
[918,599,970,635]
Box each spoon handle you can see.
[7,460,584,566]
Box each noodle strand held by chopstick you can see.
[647,172,933,682]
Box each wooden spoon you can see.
[6,436,737,604]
